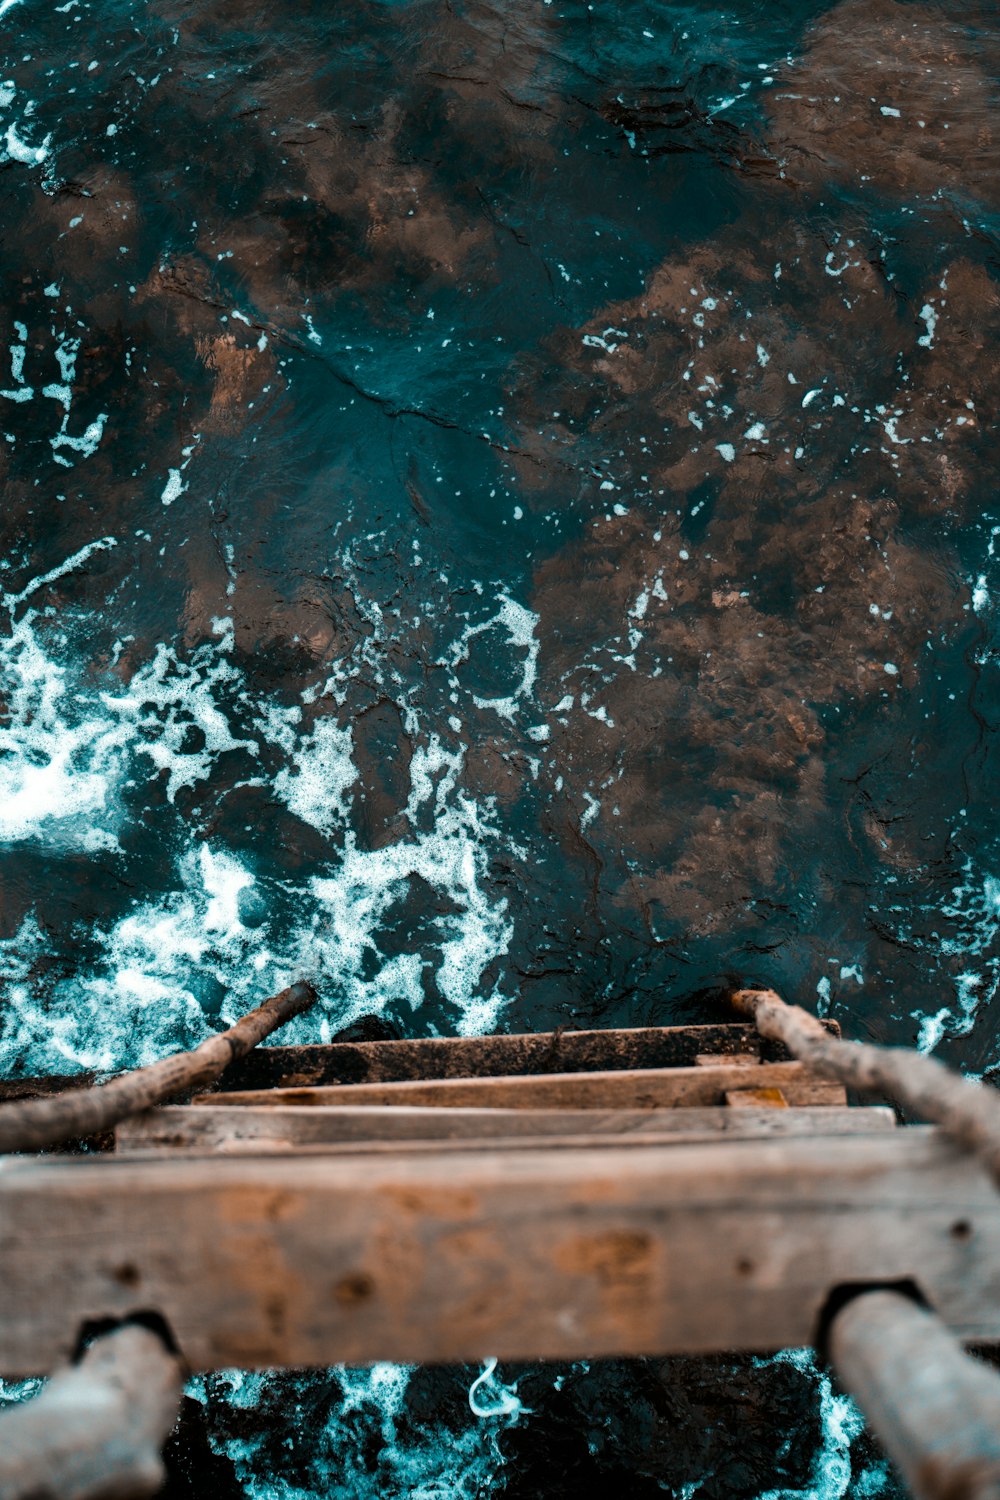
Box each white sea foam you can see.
[309,787,512,1036]
[0,611,131,849]
[0,604,514,1072]
[753,1349,883,1500]
[1,317,109,465]
[2,535,117,611]
[3,120,49,165]
[190,1360,520,1500]
[102,617,258,803]
[1,780,511,1073]
[468,1358,526,1420]
[452,591,540,722]
[909,866,1000,1055]
[271,713,355,835]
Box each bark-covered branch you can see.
[0,980,317,1154]
[830,1289,1000,1500]
[732,988,1000,1186]
[0,1323,182,1500]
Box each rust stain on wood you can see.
[380,1185,481,1219]
[554,1229,656,1288]
[726,1088,789,1109]
[220,1188,305,1226]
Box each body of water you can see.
[1,0,998,1494]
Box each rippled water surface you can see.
[1,0,999,1493]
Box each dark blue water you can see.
[1,0,999,1492]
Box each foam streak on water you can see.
[0,598,515,1072]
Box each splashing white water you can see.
[189,1361,523,1500]
[0,592,514,1074]
[753,1349,889,1500]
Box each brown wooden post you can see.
[0,1323,183,1500]
[829,1289,1000,1500]
[0,979,316,1155]
[732,988,1000,1188]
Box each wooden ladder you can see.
[3,999,1000,1500]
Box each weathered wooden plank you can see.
[194,1061,847,1111]
[0,1127,995,1376]
[0,1021,844,1105]
[0,1022,845,1106]
[696,1052,760,1069]
[0,1074,97,1105]
[114,1104,897,1153]
[214,1024,772,1093]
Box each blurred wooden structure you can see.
[2,990,1000,1499]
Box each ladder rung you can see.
[115,1103,896,1154]
[193,1061,847,1112]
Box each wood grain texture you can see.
[0,1127,995,1376]
[0,1075,97,1105]
[114,1103,897,1153]
[1,1021,842,1104]
[194,1061,847,1111]
[0,1323,182,1499]
[830,1290,1000,1500]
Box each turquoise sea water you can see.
[1,0,999,1493]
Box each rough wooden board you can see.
[1,1032,759,1105]
[194,1062,847,1111]
[214,1024,769,1093]
[0,1074,97,1104]
[117,1128,901,1158]
[115,1104,896,1153]
[0,1021,843,1104]
[0,1127,994,1376]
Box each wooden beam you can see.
[0,1127,995,1376]
[193,1061,846,1111]
[114,1103,897,1153]
[0,1021,844,1105]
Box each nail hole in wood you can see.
[334,1273,375,1305]
[951,1219,973,1242]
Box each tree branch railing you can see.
[0,979,317,1155]
[0,1321,183,1500]
[732,988,1000,1189]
